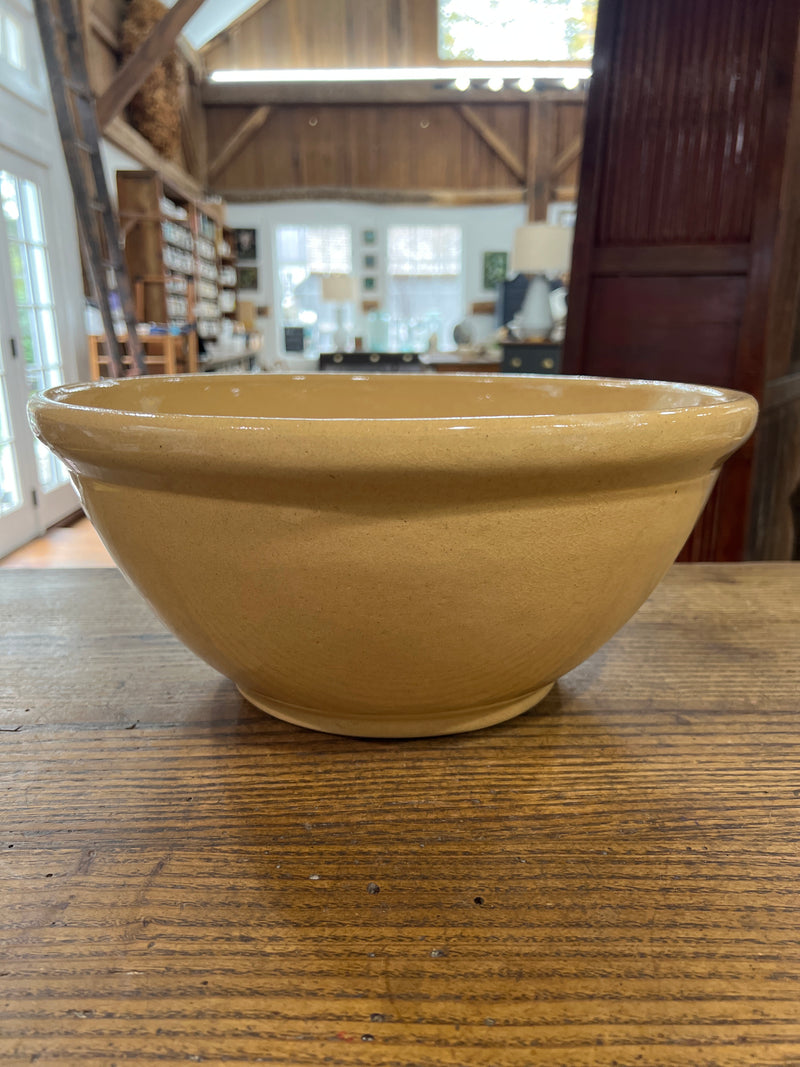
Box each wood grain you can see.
[0,517,112,569]
[95,0,207,128]
[563,0,800,563]
[203,0,440,69]
[456,104,526,183]
[207,105,273,181]
[204,102,552,194]
[2,565,800,1063]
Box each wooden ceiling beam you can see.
[207,105,273,182]
[220,186,526,206]
[104,115,204,201]
[202,83,587,106]
[551,135,582,177]
[526,100,555,220]
[456,104,526,182]
[96,0,208,129]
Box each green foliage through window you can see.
[439,0,597,62]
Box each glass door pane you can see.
[0,334,22,516]
[0,168,67,494]
[0,147,79,557]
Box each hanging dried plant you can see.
[120,0,184,160]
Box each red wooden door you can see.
[564,0,800,560]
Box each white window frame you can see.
[0,0,47,109]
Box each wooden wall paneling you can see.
[745,23,800,559]
[595,0,771,246]
[409,0,437,66]
[203,0,438,71]
[593,244,751,276]
[731,0,800,561]
[759,12,800,384]
[348,107,378,187]
[581,276,746,387]
[84,0,123,95]
[552,102,585,198]
[562,0,621,363]
[207,106,272,181]
[456,105,526,183]
[205,103,534,193]
[564,0,800,561]
[748,388,800,559]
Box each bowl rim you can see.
[32,372,754,424]
[28,373,759,484]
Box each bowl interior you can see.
[49,374,744,422]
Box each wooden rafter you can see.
[526,100,555,220]
[207,105,272,181]
[551,135,582,178]
[221,186,526,206]
[104,115,204,200]
[96,0,208,129]
[456,104,526,183]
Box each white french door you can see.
[0,146,78,557]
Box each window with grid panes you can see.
[386,225,463,352]
[0,170,67,493]
[275,225,353,354]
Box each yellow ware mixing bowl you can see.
[29,374,757,737]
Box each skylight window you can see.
[439,0,598,62]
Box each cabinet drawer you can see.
[501,345,562,374]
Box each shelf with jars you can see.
[111,170,240,377]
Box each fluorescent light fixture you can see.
[516,76,534,92]
[454,75,471,91]
[209,66,592,85]
[486,76,504,92]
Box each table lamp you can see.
[510,223,574,340]
[321,274,357,351]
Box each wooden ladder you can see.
[31,0,145,377]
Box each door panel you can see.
[564,0,800,560]
[0,148,78,557]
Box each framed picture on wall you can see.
[546,202,577,228]
[234,228,257,260]
[483,251,508,290]
[237,266,259,290]
[362,229,376,246]
[363,276,376,292]
[363,253,377,269]
[284,327,305,352]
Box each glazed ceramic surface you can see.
[29,374,757,737]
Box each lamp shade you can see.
[511,223,573,275]
[321,274,357,302]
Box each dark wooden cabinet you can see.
[564,0,800,561]
[500,342,562,375]
[319,352,423,372]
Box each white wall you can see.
[225,200,527,364]
[100,140,143,205]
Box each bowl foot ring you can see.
[236,682,555,738]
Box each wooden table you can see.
[2,564,799,1065]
